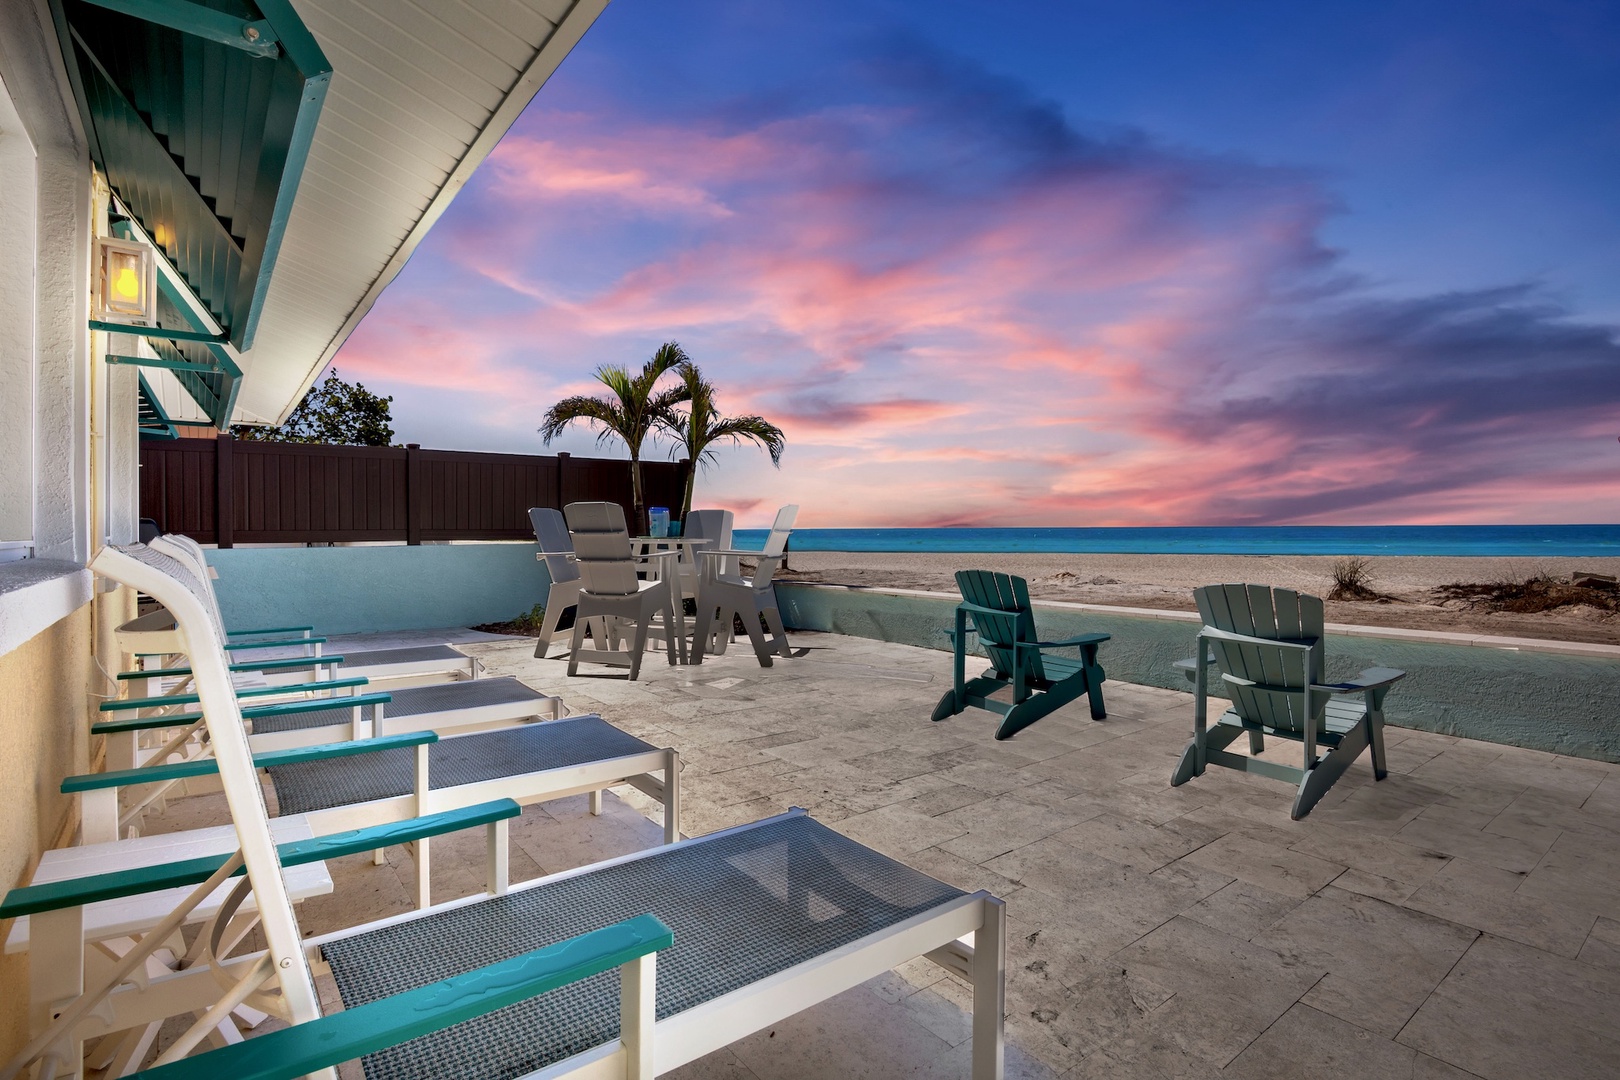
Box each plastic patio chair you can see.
[690,505,798,667]
[1171,583,1405,819]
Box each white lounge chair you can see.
[691,504,798,667]
[529,507,584,659]
[133,534,481,687]
[564,502,685,679]
[1,543,1004,1080]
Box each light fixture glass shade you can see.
[95,236,156,323]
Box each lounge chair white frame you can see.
[143,534,482,686]
[691,504,798,667]
[5,543,1004,1080]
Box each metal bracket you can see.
[76,0,281,58]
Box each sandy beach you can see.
[782,551,1620,645]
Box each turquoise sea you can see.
[729,525,1620,557]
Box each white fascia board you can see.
[265,0,611,426]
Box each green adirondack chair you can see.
[931,570,1109,739]
[1171,584,1405,819]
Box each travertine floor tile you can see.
[1398,934,1620,1080]
[1258,886,1478,1037]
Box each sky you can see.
[332,0,1620,529]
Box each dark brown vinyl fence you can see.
[140,437,690,546]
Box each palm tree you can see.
[539,342,691,533]
[661,361,786,518]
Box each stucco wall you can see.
[0,602,93,1061]
[209,544,551,636]
[776,583,1620,763]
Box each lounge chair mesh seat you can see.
[333,644,471,667]
[268,716,655,815]
[323,814,966,1080]
[248,677,546,735]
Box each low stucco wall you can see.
[209,543,550,636]
[776,583,1620,764]
[0,601,94,1061]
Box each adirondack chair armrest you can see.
[1016,633,1111,651]
[125,913,674,1080]
[227,625,315,637]
[953,600,1019,622]
[1198,626,1317,651]
[0,797,516,920]
[1312,667,1407,694]
[699,547,764,559]
[1172,656,1218,683]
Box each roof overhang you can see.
[57,0,610,428]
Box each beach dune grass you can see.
[1434,572,1620,614]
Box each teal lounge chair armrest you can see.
[1312,667,1407,694]
[222,636,327,652]
[1015,633,1111,651]
[126,913,674,1080]
[63,729,432,793]
[0,795,511,920]
[91,687,387,734]
[101,676,372,712]
[117,655,349,680]
[226,625,315,637]
[1198,626,1317,651]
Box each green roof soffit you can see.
[57,0,331,356]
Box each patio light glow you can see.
[94,235,155,324]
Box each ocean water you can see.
[728,525,1620,557]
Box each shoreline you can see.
[780,551,1620,646]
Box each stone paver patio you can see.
[152,627,1620,1078]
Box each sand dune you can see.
[783,551,1620,645]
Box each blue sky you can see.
[336,0,1620,526]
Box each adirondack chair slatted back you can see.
[529,507,580,584]
[565,501,642,596]
[683,508,734,583]
[686,509,733,549]
[759,504,799,559]
[956,570,1046,684]
[1194,584,1326,735]
[91,544,323,1023]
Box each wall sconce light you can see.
[94,235,156,324]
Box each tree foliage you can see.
[660,362,785,517]
[232,368,395,446]
[539,343,692,533]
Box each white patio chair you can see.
[1,542,1005,1080]
[529,507,585,658]
[564,501,686,679]
[674,508,733,601]
[691,504,798,667]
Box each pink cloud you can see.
[333,69,1620,526]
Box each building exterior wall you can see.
[0,604,93,1062]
